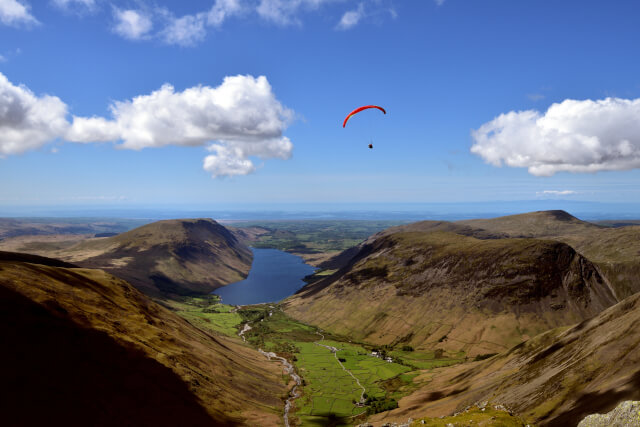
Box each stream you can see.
[239,315,301,427]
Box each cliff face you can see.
[0,252,285,426]
[459,210,640,298]
[284,229,618,356]
[59,218,252,296]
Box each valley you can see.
[2,211,640,426]
[168,295,466,426]
[7,5,640,425]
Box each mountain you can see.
[55,218,252,296]
[0,251,286,426]
[283,225,618,356]
[457,210,601,237]
[369,291,640,426]
[0,218,144,239]
[458,210,640,298]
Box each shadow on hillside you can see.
[0,285,235,427]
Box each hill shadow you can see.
[0,285,235,427]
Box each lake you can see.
[212,248,316,305]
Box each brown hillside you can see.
[459,210,640,298]
[0,254,286,426]
[370,291,640,427]
[56,218,252,296]
[283,230,618,356]
[458,210,602,237]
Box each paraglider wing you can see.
[342,105,386,128]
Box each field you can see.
[231,220,407,255]
[165,300,463,425]
[161,295,244,337]
[234,307,462,425]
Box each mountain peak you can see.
[535,210,579,221]
[62,218,252,296]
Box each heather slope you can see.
[0,253,286,426]
[284,229,617,356]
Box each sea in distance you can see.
[212,248,316,305]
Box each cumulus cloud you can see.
[536,190,578,196]
[336,2,364,30]
[65,116,118,142]
[67,75,294,177]
[0,72,294,177]
[0,0,39,26]
[112,8,152,40]
[0,72,69,157]
[471,97,640,176]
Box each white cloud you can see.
[0,0,39,26]
[0,54,5,62]
[336,2,363,30]
[434,0,445,5]
[207,0,243,26]
[0,72,69,157]
[161,12,207,46]
[0,72,294,177]
[51,0,95,10]
[536,190,578,196]
[66,116,118,142]
[106,1,392,46]
[67,75,294,177]
[112,8,152,40]
[107,1,248,47]
[257,0,331,26]
[471,97,640,176]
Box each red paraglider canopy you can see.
[342,105,386,128]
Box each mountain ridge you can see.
[284,226,618,356]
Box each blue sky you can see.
[1,0,640,213]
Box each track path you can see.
[314,332,367,406]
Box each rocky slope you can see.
[283,225,618,356]
[0,251,286,426]
[53,218,252,296]
[458,210,640,298]
[578,401,640,427]
[370,291,640,426]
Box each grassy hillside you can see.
[283,229,617,357]
[0,253,286,426]
[370,291,640,426]
[39,218,253,296]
